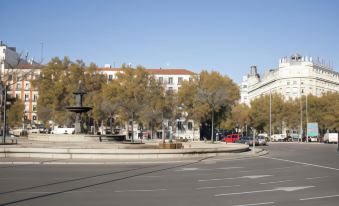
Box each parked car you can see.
[234,136,259,146]
[257,136,267,145]
[234,136,250,144]
[222,134,241,143]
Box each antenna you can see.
[40,42,44,63]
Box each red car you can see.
[222,134,241,143]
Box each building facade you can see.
[241,53,339,105]
[1,42,42,124]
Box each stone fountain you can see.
[65,80,92,134]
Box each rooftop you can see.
[96,67,196,75]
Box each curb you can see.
[0,149,268,165]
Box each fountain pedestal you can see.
[65,81,92,134]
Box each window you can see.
[8,74,12,81]
[33,105,37,112]
[243,85,247,88]
[168,77,173,84]
[292,87,298,94]
[25,94,29,102]
[33,116,37,120]
[177,121,183,130]
[16,83,21,90]
[33,94,38,102]
[25,83,30,90]
[189,77,193,82]
[178,77,183,85]
[293,81,297,85]
[108,75,113,80]
[159,77,163,84]
[168,87,173,91]
[287,81,290,85]
[188,122,193,130]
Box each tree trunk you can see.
[131,112,134,143]
[109,113,113,135]
[211,108,214,143]
[162,112,165,143]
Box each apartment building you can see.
[1,41,42,123]
[241,53,339,105]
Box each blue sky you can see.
[1,0,338,83]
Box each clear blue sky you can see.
[1,0,339,83]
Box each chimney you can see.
[250,65,257,76]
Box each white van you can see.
[51,127,75,134]
[324,133,338,143]
[271,134,286,142]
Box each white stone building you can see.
[241,53,339,105]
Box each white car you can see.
[257,136,267,145]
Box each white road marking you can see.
[215,186,314,197]
[199,175,272,182]
[142,175,161,178]
[19,191,91,194]
[218,167,244,170]
[259,180,293,185]
[114,189,167,193]
[232,202,275,206]
[306,176,328,180]
[176,166,243,172]
[196,185,241,190]
[177,168,202,171]
[240,165,307,173]
[262,156,339,171]
[300,194,339,201]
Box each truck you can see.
[323,133,338,144]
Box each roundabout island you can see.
[0,133,267,161]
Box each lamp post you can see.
[305,91,309,143]
[269,90,272,141]
[299,88,303,142]
[2,84,7,144]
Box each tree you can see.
[230,103,250,135]
[102,65,150,142]
[33,57,106,129]
[7,99,25,127]
[140,76,165,140]
[179,71,239,141]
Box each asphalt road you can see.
[0,142,338,206]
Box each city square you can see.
[1,0,339,205]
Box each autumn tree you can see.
[230,103,250,135]
[179,71,239,141]
[7,100,25,127]
[139,76,165,140]
[102,65,150,142]
[33,57,106,129]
